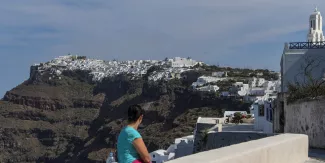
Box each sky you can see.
[0,0,324,97]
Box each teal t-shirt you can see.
[117,126,142,163]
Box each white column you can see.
[315,17,318,30]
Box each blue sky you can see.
[0,0,324,97]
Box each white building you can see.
[237,84,250,96]
[191,76,223,89]
[212,72,227,77]
[150,135,194,163]
[32,55,202,83]
[197,76,221,84]
[249,77,266,88]
[252,100,273,133]
[196,85,219,92]
[170,57,197,68]
[150,150,169,163]
[281,8,325,92]
[174,135,194,159]
[307,7,325,42]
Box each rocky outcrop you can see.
[0,69,251,163]
[4,92,103,110]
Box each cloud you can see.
[1,0,325,96]
[1,1,324,61]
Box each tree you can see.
[231,112,244,124]
[287,55,325,103]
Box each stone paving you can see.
[309,149,325,161]
[305,158,325,163]
[306,148,325,162]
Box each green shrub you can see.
[246,114,252,119]
[233,112,242,119]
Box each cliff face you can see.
[0,69,250,163]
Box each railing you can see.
[289,41,325,49]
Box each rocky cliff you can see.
[0,69,251,163]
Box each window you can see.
[152,161,156,163]
[311,20,313,28]
[313,20,316,30]
[259,105,264,116]
[266,107,269,120]
[153,154,155,158]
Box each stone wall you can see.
[285,97,325,148]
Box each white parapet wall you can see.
[167,134,308,163]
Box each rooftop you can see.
[196,117,220,124]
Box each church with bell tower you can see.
[280,7,325,93]
[307,7,325,42]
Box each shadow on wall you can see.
[283,49,325,92]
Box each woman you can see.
[117,105,151,163]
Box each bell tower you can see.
[307,6,325,42]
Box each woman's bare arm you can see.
[133,138,151,163]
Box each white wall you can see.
[281,47,325,92]
[253,103,273,133]
[166,134,309,163]
[175,140,194,159]
[263,121,273,133]
[150,151,168,163]
[253,104,263,131]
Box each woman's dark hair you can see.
[128,104,145,123]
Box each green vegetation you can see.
[194,64,279,81]
[287,56,325,104]
[216,80,235,92]
[246,114,252,119]
[287,82,325,104]
[231,112,244,124]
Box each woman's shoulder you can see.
[125,126,141,137]
[124,126,138,133]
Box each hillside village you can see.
[30,55,281,106]
[30,55,200,82]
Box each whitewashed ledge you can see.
[167,134,308,163]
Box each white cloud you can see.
[0,0,325,67]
